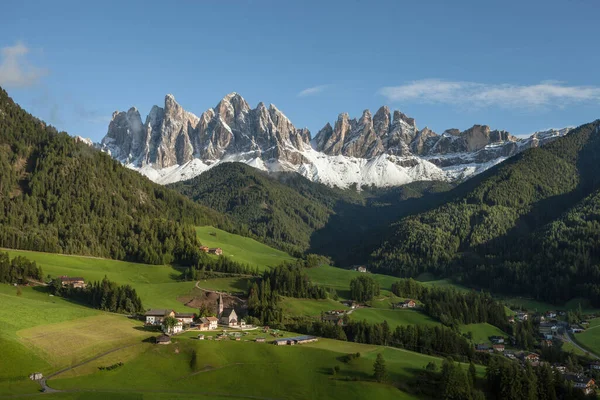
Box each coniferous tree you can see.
[373,353,387,383]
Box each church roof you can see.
[221,308,236,318]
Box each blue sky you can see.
[2,0,599,141]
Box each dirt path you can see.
[37,342,141,393]
[194,281,246,302]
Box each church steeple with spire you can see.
[217,293,224,318]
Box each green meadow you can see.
[3,248,196,311]
[281,297,349,316]
[573,318,600,356]
[0,284,150,395]
[195,226,295,270]
[47,336,442,400]
[349,308,439,329]
[459,323,507,345]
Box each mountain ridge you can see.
[98,93,572,188]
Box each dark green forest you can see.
[169,162,453,261]
[371,121,600,306]
[168,162,353,255]
[0,250,43,284]
[51,275,144,314]
[0,87,233,265]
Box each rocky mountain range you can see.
[99,93,571,188]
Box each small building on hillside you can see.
[208,248,223,255]
[493,344,505,352]
[564,374,595,395]
[162,320,183,335]
[490,336,505,344]
[352,266,367,273]
[156,335,171,345]
[508,316,515,324]
[340,300,357,309]
[273,335,318,346]
[199,317,218,330]
[175,312,195,325]
[29,373,43,381]
[589,361,600,371]
[199,246,209,253]
[552,364,567,373]
[402,300,416,308]
[475,344,491,352]
[145,309,175,325]
[59,276,86,289]
[523,353,540,363]
[516,312,529,321]
[220,308,238,326]
[197,334,205,340]
[256,337,266,343]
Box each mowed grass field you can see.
[195,226,294,270]
[306,266,399,299]
[48,336,447,400]
[574,318,600,356]
[0,284,150,395]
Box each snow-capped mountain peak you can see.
[99,93,572,188]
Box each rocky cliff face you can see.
[100,93,571,188]
[101,93,311,169]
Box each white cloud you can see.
[378,79,600,109]
[298,84,330,97]
[0,41,47,88]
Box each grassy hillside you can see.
[459,323,507,346]
[574,318,600,356]
[0,284,148,394]
[0,87,232,265]
[4,249,196,310]
[371,121,600,306]
[47,335,479,400]
[349,308,439,329]
[196,226,294,270]
[305,265,400,299]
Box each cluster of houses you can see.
[144,309,195,334]
[199,246,223,255]
[397,299,416,309]
[146,294,249,335]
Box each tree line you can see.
[391,278,509,331]
[0,251,43,284]
[350,275,381,302]
[51,276,144,314]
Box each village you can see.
[54,272,599,396]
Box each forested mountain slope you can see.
[170,162,453,261]
[0,87,232,265]
[169,163,356,255]
[371,120,600,305]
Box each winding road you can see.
[562,332,600,360]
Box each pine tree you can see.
[373,353,387,383]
